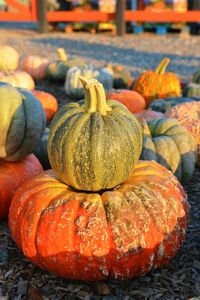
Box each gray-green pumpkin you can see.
[192,69,200,84]
[150,96,200,113]
[0,82,46,161]
[46,48,85,82]
[48,76,142,192]
[33,127,50,170]
[64,65,113,100]
[111,64,132,89]
[183,83,200,98]
[140,117,197,183]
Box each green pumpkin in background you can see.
[46,48,85,82]
[192,69,200,84]
[183,83,200,98]
[64,65,113,99]
[140,117,197,184]
[48,76,142,191]
[111,64,132,89]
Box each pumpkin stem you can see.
[155,58,170,75]
[79,76,112,115]
[56,48,68,62]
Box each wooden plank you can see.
[6,0,29,12]
[36,0,48,33]
[0,12,32,21]
[116,0,126,36]
[47,11,114,22]
[30,0,37,21]
[125,11,200,22]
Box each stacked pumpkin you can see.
[0,82,46,219]
[8,77,189,281]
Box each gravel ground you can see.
[0,27,200,300]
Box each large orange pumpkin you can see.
[9,160,188,281]
[106,89,146,114]
[32,90,58,121]
[133,58,181,107]
[21,55,49,80]
[0,154,43,219]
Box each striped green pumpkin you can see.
[192,70,200,84]
[140,117,197,183]
[183,83,200,98]
[48,77,142,192]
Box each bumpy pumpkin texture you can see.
[150,96,200,113]
[8,160,189,280]
[0,83,46,161]
[48,77,142,191]
[0,154,43,219]
[133,58,181,106]
[107,89,146,114]
[32,90,58,121]
[140,117,197,183]
[165,101,200,161]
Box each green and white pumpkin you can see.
[192,69,200,84]
[140,117,197,183]
[48,77,142,191]
[183,83,200,98]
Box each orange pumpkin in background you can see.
[107,89,146,114]
[0,154,43,219]
[21,55,49,80]
[133,58,181,107]
[32,90,58,121]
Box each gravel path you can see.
[0,28,200,300]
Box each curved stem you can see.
[79,76,112,115]
[56,48,68,62]
[155,58,170,75]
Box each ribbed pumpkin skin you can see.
[134,71,181,107]
[32,90,58,121]
[21,56,49,80]
[0,154,43,219]
[183,83,200,98]
[192,70,200,83]
[34,128,51,170]
[0,83,46,161]
[9,160,188,281]
[140,117,197,183]
[165,101,200,162]
[150,96,200,113]
[107,89,146,114]
[48,99,142,191]
[0,46,19,71]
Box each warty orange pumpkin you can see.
[8,160,189,280]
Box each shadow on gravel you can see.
[30,37,200,78]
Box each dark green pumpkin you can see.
[0,82,46,161]
[33,128,50,170]
[192,69,200,84]
[183,83,200,98]
[140,117,197,183]
[111,65,132,89]
[48,77,142,192]
[150,96,200,113]
[46,48,85,82]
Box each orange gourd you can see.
[21,55,49,80]
[107,89,146,114]
[0,154,43,219]
[133,58,181,107]
[32,90,58,121]
[9,160,188,280]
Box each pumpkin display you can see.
[49,77,142,191]
[0,83,46,161]
[32,90,58,121]
[65,65,113,100]
[110,64,132,89]
[21,55,49,80]
[0,70,35,90]
[133,58,181,106]
[9,160,189,281]
[165,101,200,161]
[106,89,146,114]
[140,117,197,183]
[34,128,50,170]
[150,96,200,113]
[46,48,85,82]
[0,45,19,72]
[0,154,43,219]
[134,109,164,121]
[183,83,200,98]
[192,69,200,84]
